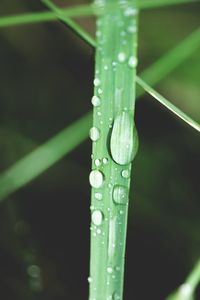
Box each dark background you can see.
[0,1,200,299]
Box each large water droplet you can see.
[113,185,128,205]
[91,95,101,107]
[89,170,104,188]
[110,111,138,165]
[89,127,100,142]
[92,210,104,226]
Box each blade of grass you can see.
[136,76,200,132]
[41,0,96,47]
[166,259,200,300]
[0,4,94,28]
[0,26,199,201]
[0,0,196,29]
[88,2,139,299]
[0,112,92,201]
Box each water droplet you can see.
[110,111,138,165]
[121,169,130,179]
[127,25,136,33]
[107,267,113,274]
[95,158,101,167]
[95,192,103,200]
[91,95,101,107]
[124,7,138,17]
[179,283,192,297]
[113,185,128,205]
[92,210,104,226]
[27,265,40,278]
[128,56,138,68]
[97,228,101,234]
[89,127,100,142]
[117,52,126,63]
[112,292,121,300]
[88,276,93,283]
[94,78,101,86]
[98,88,103,94]
[89,170,104,188]
[103,157,108,164]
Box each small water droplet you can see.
[117,52,126,63]
[112,292,121,300]
[95,192,103,200]
[97,228,101,234]
[128,56,138,68]
[113,185,128,205]
[94,78,101,86]
[92,210,104,226]
[103,157,108,164]
[124,7,138,17]
[127,25,136,33]
[88,276,93,283]
[95,158,101,167]
[121,169,130,179]
[89,127,100,142]
[179,283,192,297]
[91,95,101,107]
[89,170,104,188]
[107,267,113,274]
[104,65,108,70]
[98,88,103,94]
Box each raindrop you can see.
[92,210,104,226]
[121,169,130,179]
[128,56,138,68]
[89,170,104,188]
[89,127,100,142]
[91,95,101,107]
[94,78,101,86]
[117,52,126,63]
[107,267,113,274]
[110,111,138,165]
[113,185,128,205]
[95,192,103,200]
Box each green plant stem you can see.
[88,2,139,299]
[166,259,200,300]
[0,112,91,201]
[0,25,199,201]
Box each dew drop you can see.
[107,267,113,274]
[179,283,192,297]
[89,127,100,142]
[110,111,138,165]
[97,228,101,234]
[94,78,101,86]
[91,95,101,107]
[121,169,130,179]
[112,292,121,300]
[117,52,126,63]
[92,210,104,226]
[113,185,128,205]
[103,157,108,164]
[95,158,101,167]
[98,88,103,95]
[128,56,138,68]
[89,170,104,188]
[95,192,103,200]
[88,276,93,283]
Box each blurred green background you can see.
[0,1,200,299]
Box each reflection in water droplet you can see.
[91,95,101,107]
[92,210,104,226]
[90,127,100,142]
[89,170,104,188]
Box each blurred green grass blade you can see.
[0,112,92,201]
[136,76,200,132]
[0,4,94,28]
[137,27,200,96]
[41,0,96,47]
[166,259,200,300]
[139,0,199,9]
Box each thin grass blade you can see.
[136,76,200,132]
